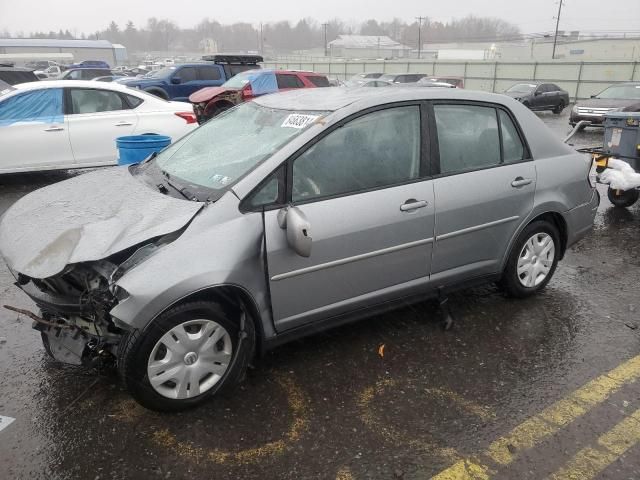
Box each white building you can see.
[424,36,640,61]
[0,38,128,66]
[328,35,412,59]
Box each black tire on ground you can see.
[117,300,255,412]
[144,88,169,100]
[553,100,565,114]
[499,220,561,298]
[607,187,639,208]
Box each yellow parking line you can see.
[431,354,640,479]
[549,408,640,480]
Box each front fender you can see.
[109,195,273,337]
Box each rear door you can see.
[430,102,535,284]
[197,65,224,88]
[0,88,73,172]
[263,104,435,331]
[66,87,138,166]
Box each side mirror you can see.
[279,206,312,257]
[171,76,181,84]
[590,95,597,98]
[534,90,542,96]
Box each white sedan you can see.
[0,80,198,173]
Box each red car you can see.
[189,69,330,123]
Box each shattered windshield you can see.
[155,102,326,195]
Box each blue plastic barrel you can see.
[116,134,171,165]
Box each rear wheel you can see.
[607,187,639,208]
[553,100,565,114]
[500,220,560,298]
[118,301,255,411]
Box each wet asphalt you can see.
[0,110,639,480]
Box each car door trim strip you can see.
[271,237,434,282]
[437,215,520,241]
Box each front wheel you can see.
[607,187,639,208]
[118,301,255,411]
[553,100,565,114]
[500,220,560,298]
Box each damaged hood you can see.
[0,167,203,279]
[189,86,234,103]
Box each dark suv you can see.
[504,83,570,114]
[117,56,262,102]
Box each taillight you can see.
[175,112,197,124]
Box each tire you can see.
[144,88,168,100]
[500,220,560,298]
[607,187,639,208]
[553,100,565,114]
[118,300,255,412]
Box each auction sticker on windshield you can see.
[610,128,622,148]
[281,114,320,129]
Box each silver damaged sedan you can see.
[0,88,599,411]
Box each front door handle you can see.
[511,177,533,188]
[400,199,428,212]
[44,126,64,132]
[115,122,133,127]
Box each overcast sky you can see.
[1,0,638,35]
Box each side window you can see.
[125,94,144,108]
[198,66,221,81]
[434,104,500,174]
[67,70,82,80]
[177,67,197,83]
[69,88,128,114]
[0,89,63,124]
[550,84,560,92]
[276,74,304,89]
[395,75,406,83]
[292,106,421,202]
[499,110,525,163]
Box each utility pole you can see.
[322,23,329,57]
[259,22,263,55]
[551,0,564,60]
[415,16,426,59]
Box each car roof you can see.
[13,80,138,93]
[254,86,514,111]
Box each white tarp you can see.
[599,158,640,191]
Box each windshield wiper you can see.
[161,171,196,201]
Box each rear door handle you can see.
[44,126,64,132]
[511,177,533,188]
[115,122,133,127]
[400,199,428,212]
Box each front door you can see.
[264,105,435,331]
[66,87,138,166]
[0,88,74,172]
[430,103,536,284]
